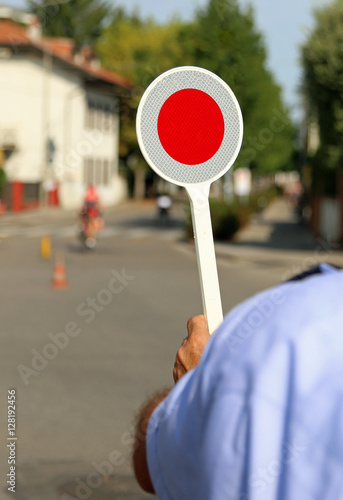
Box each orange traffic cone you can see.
[51,253,68,289]
[41,235,52,259]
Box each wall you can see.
[0,52,45,182]
[0,48,124,209]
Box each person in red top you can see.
[82,184,101,218]
[79,184,103,248]
[85,184,99,203]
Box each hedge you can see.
[185,187,279,241]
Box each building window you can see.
[84,158,94,185]
[103,103,111,132]
[84,158,112,186]
[86,99,96,129]
[96,106,103,130]
[103,159,109,185]
[86,97,116,132]
[104,102,117,133]
[95,158,102,185]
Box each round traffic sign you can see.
[136,66,243,186]
[157,88,225,165]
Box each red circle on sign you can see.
[157,88,225,165]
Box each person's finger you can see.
[173,355,186,383]
[181,336,188,347]
[173,316,210,384]
[187,315,210,338]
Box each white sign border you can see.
[136,66,244,187]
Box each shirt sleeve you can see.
[146,268,343,500]
[146,297,258,500]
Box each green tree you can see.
[302,0,343,176]
[176,0,294,173]
[97,11,185,196]
[97,10,184,86]
[97,10,185,146]
[28,0,112,47]
[97,0,294,196]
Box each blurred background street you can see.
[1,197,342,499]
[1,0,343,497]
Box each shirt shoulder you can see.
[147,266,343,500]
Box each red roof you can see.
[0,19,31,44]
[0,19,132,89]
[40,37,74,58]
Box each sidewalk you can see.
[214,197,343,270]
[0,198,156,224]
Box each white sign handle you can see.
[186,184,223,334]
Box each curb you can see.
[214,241,343,269]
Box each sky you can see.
[4,0,332,122]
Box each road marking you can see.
[5,223,184,243]
[100,227,122,238]
[54,227,78,238]
[128,228,154,239]
[25,227,56,237]
[0,228,23,237]
[160,229,184,241]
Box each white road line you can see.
[54,227,77,238]
[128,228,154,239]
[99,227,122,238]
[160,229,184,241]
[25,227,54,238]
[0,228,24,236]
[3,224,184,242]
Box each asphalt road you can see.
[0,200,316,500]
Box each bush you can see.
[185,199,241,241]
[185,187,278,241]
[209,199,240,240]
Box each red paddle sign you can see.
[136,66,243,186]
[157,88,225,165]
[136,67,243,334]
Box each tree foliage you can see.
[96,11,185,161]
[302,0,343,170]
[28,0,112,47]
[176,0,294,173]
[97,10,184,86]
[32,0,294,177]
[98,0,294,175]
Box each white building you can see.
[0,6,131,210]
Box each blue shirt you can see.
[147,264,343,500]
